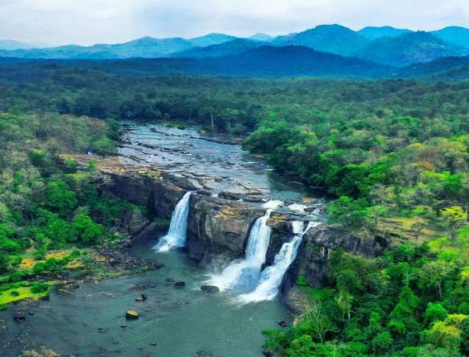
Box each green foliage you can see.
[264,244,469,357]
[92,138,117,156]
[0,108,124,288]
[424,303,448,325]
[371,331,393,354]
[45,217,75,246]
[32,262,46,274]
[30,282,49,294]
[44,181,78,217]
[1,60,469,356]
[442,207,468,244]
[328,196,370,229]
[0,254,8,274]
[72,214,104,245]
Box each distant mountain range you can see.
[1,44,469,80]
[272,25,369,57]
[172,39,261,59]
[180,45,391,77]
[358,31,465,67]
[1,25,469,78]
[358,26,411,40]
[0,39,47,50]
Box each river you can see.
[0,123,325,357]
[119,123,325,204]
[1,238,288,357]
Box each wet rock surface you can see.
[174,281,186,289]
[94,246,164,274]
[135,293,148,302]
[200,285,220,294]
[13,312,27,322]
[126,310,139,319]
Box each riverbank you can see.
[0,234,290,357]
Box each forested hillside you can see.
[0,107,133,309]
[0,63,468,355]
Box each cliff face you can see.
[103,172,186,218]
[281,225,388,313]
[186,194,264,264]
[293,226,388,288]
[101,171,389,307]
[102,172,265,263]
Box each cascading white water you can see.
[239,220,320,303]
[208,209,274,292]
[154,192,192,252]
[263,200,284,210]
[291,221,305,234]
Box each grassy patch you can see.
[19,249,85,271]
[0,285,49,304]
[379,216,443,242]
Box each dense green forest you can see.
[0,108,133,308]
[0,63,468,355]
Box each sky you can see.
[0,0,468,46]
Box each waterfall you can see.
[239,220,320,303]
[262,200,283,210]
[291,221,305,234]
[208,209,273,292]
[154,192,192,252]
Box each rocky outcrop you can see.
[101,172,191,244]
[102,172,188,218]
[296,225,388,287]
[100,172,265,265]
[187,195,264,265]
[266,217,296,265]
[282,224,389,313]
[99,171,390,310]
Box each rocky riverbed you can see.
[119,123,327,204]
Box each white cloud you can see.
[0,0,468,45]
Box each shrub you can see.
[30,282,49,294]
[73,214,104,245]
[33,262,46,274]
[9,255,22,267]
[8,271,27,282]
[44,257,60,271]
[33,245,47,260]
[0,254,8,274]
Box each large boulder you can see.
[125,310,139,319]
[186,195,264,262]
[175,281,186,289]
[201,285,220,294]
